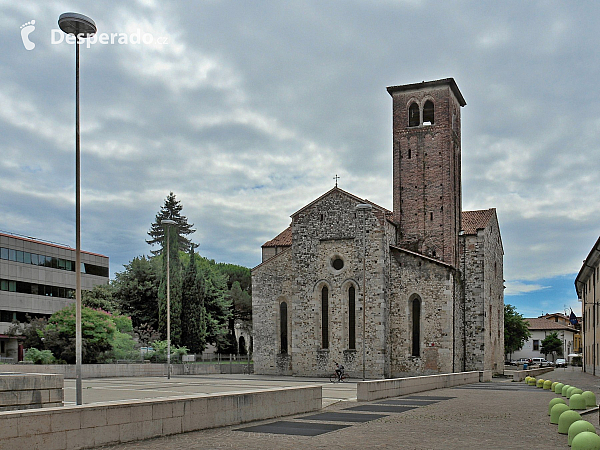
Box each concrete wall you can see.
[0,373,63,411]
[1,385,321,450]
[357,370,491,402]
[511,367,554,382]
[0,363,252,378]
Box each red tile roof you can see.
[525,317,577,332]
[461,209,496,235]
[262,226,292,248]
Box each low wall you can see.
[512,367,554,382]
[0,373,63,412]
[0,363,252,378]
[1,385,321,450]
[357,371,491,402]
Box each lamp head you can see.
[58,12,97,36]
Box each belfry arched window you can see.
[280,302,288,354]
[411,296,421,357]
[423,100,434,125]
[322,286,329,349]
[348,285,356,350]
[409,102,420,127]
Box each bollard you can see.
[549,397,567,415]
[570,394,587,411]
[567,387,578,399]
[551,381,559,391]
[555,383,565,394]
[569,421,596,446]
[572,388,584,396]
[537,379,545,388]
[551,403,571,424]
[558,410,582,434]
[563,385,573,397]
[571,431,600,450]
[525,376,531,384]
[543,380,553,390]
[528,377,537,386]
[582,391,597,407]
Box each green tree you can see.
[82,283,119,314]
[113,256,160,330]
[504,304,532,359]
[44,305,117,363]
[180,245,207,354]
[146,192,196,255]
[541,332,563,360]
[203,270,232,351]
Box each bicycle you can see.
[329,372,348,383]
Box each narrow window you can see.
[322,286,329,349]
[533,340,539,351]
[423,100,434,125]
[280,302,288,354]
[430,212,434,221]
[409,102,420,127]
[408,148,412,159]
[349,286,356,349]
[411,297,421,357]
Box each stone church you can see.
[252,78,504,378]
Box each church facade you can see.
[252,79,504,378]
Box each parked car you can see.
[532,358,554,367]
[515,358,531,365]
[555,358,567,367]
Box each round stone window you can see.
[331,258,344,270]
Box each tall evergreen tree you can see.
[504,304,532,359]
[158,225,182,346]
[147,192,196,255]
[202,270,232,350]
[181,245,207,354]
[113,256,160,330]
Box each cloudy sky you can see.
[2,1,599,318]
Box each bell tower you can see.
[387,78,466,267]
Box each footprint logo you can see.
[20,20,36,50]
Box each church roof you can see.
[262,226,292,248]
[461,208,496,235]
[524,317,578,332]
[290,186,392,219]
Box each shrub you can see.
[24,348,55,364]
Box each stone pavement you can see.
[98,368,600,450]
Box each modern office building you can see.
[0,231,109,361]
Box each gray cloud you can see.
[1,0,599,306]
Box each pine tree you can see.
[147,192,196,255]
[181,245,207,354]
[158,225,182,346]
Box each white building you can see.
[511,317,577,362]
[0,232,109,361]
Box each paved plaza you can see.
[68,368,600,449]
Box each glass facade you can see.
[0,277,75,299]
[0,246,108,277]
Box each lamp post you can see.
[356,203,372,380]
[161,219,176,379]
[58,12,97,406]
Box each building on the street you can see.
[252,78,505,378]
[511,316,577,363]
[0,231,109,361]
[576,235,600,374]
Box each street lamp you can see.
[356,203,372,380]
[58,12,97,406]
[161,219,176,379]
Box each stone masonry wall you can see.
[290,190,389,378]
[388,248,456,377]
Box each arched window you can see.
[409,102,420,127]
[348,285,356,349]
[280,302,288,354]
[423,100,434,125]
[322,286,329,349]
[411,296,421,357]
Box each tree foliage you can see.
[146,192,196,254]
[504,304,532,357]
[181,245,208,354]
[541,332,563,359]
